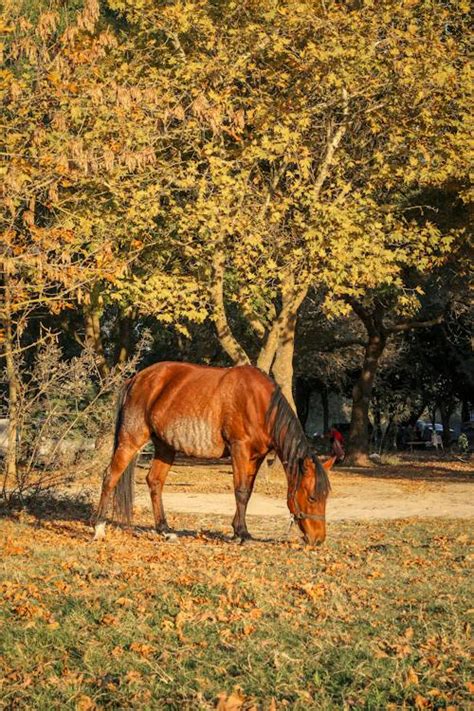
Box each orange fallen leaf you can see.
[406,667,419,686]
[125,670,142,684]
[130,642,154,657]
[216,687,245,711]
[414,694,429,709]
[75,695,95,711]
[116,597,133,607]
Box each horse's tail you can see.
[114,456,136,525]
[112,380,136,525]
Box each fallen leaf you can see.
[75,695,95,711]
[125,670,142,684]
[216,687,245,711]
[414,694,429,709]
[116,597,133,607]
[130,642,154,657]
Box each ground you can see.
[0,455,472,710]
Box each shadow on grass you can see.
[130,522,286,546]
[0,490,94,524]
[0,492,288,546]
[336,461,473,482]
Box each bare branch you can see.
[387,314,444,333]
[313,87,349,198]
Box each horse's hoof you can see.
[163,533,178,542]
[161,531,178,541]
[93,522,106,541]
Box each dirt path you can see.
[134,470,473,521]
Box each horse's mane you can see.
[265,386,330,500]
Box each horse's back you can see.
[124,362,274,458]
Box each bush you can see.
[1,333,150,503]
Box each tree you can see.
[106,0,470,415]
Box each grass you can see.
[0,510,472,710]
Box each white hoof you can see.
[162,532,178,541]
[93,522,106,540]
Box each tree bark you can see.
[346,331,387,465]
[3,267,19,491]
[210,250,250,365]
[114,311,135,365]
[84,287,109,379]
[295,379,311,430]
[321,386,329,435]
[439,401,455,448]
[257,269,307,378]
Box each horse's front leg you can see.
[231,443,263,542]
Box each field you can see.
[1,458,473,710]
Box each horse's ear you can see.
[323,456,336,471]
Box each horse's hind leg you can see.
[231,443,264,542]
[93,433,148,539]
[146,439,175,535]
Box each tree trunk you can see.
[264,273,308,406]
[3,268,19,492]
[346,331,386,466]
[272,335,296,409]
[295,379,311,430]
[115,312,134,365]
[439,402,454,448]
[461,399,470,423]
[84,288,109,379]
[210,250,250,365]
[321,386,329,435]
[372,397,382,452]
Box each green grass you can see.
[0,514,472,710]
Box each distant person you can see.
[328,425,345,462]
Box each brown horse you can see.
[93,362,332,545]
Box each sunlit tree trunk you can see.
[210,250,250,366]
[2,267,19,490]
[258,272,308,408]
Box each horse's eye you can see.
[308,495,317,503]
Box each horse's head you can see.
[288,456,334,546]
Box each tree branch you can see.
[317,338,366,352]
[313,87,349,198]
[387,314,444,333]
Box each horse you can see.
[93,362,332,545]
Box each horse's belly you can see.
[161,417,225,458]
